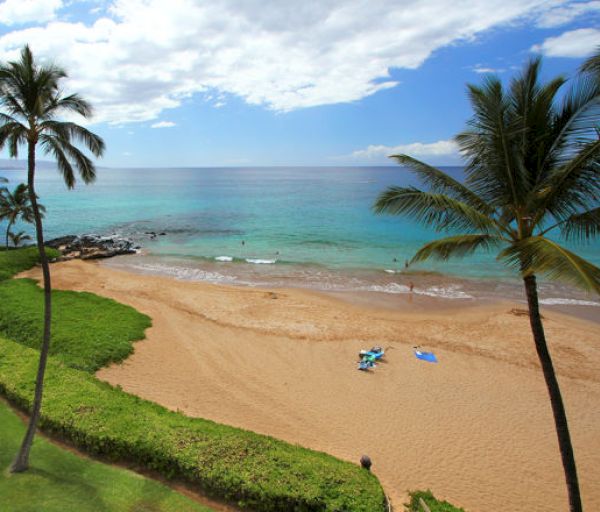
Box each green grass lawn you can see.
[0,247,60,281]
[0,400,213,512]
[0,279,151,372]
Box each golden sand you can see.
[21,260,600,511]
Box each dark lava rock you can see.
[45,234,138,260]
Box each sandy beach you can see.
[20,259,600,512]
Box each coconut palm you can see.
[8,230,32,247]
[0,45,105,472]
[374,58,599,512]
[0,183,42,248]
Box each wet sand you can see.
[20,260,600,512]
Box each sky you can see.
[0,0,599,168]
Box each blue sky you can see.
[0,0,599,168]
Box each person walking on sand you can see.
[409,281,414,292]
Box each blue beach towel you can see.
[414,350,438,363]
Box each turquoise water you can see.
[1,166,599,304]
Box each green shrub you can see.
[0,279,151,372]
[0,400,213,512]
[0,246,60,281]
[0,337,386,512]
[405,490,465,512]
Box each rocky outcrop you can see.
[46,234,139,260]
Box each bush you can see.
[405,490,465,512]
[0,337,386,511]
[0,279,151,372]
[0,400,213,512]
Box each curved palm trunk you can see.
[523,274,582,512]
[6,220,12,249]
[10,140,52,473]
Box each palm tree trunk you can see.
[523,274,582,512]
[10,140,52,473]
[6,220,11,249]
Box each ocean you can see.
[1,165,599,309]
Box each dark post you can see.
[360,455,372,471]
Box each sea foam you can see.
[245,258,277,264]
[539,298,600,307]
[127,262,237,284]
[415,285,474,300]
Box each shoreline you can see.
[102,252,600,324]
[18,259,600,512]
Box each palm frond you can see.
[40,134,97,187]
[62,144,96,184]
[541,75,600,174]
[373,187,500,233]
[0,91,28,120]
[457,77,527,207]
[499,237,600,293]
[411,234,502,263]
[389,154,493,213]
[40,121,105,157]
[39,135,75,188]
[580,47,600,76]
[47,93,93,118]
[8,131,26,158]
[556,207,600,242]
[531,139,600,220]
[0,121,27,153]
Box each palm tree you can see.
[374,58,599,512]
[8,230,32,247]
[0,183,41,248]
[0,45,105,472]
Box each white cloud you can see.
[150,121,176,128]
[532,28,600,57]
[347,140,460,163]
[0,0,62,25]
[472,65,505,74]
[0,0,579,124]
[535,1,600,28]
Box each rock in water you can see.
[46,234,139,260]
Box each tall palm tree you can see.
[374,58,599,512]
[0,183,41,248]
[0,45,105,472]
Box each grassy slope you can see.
[405,490,465,512]
[0,400,212,512]
[0,246,60,281]
[0,279,151,372]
